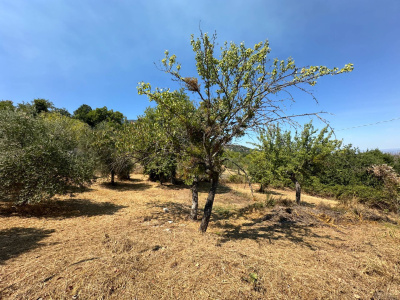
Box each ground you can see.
[0,174,399,299]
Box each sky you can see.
[0,0,399,150]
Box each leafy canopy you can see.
[137,32,353,232]
[0,110,95,204]
[138,32,353,176]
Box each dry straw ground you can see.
[1,174,399,299]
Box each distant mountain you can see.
[381,148,400,155]
[225,144,252,154]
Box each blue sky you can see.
[0,0,399,150]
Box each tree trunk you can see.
[199,172,219,233]
[290,174,301,204]
[190,176,199,220]
[111,170,115,185]
[295,181,301,204]
[171,168,177,184]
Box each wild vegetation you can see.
[138,31,353,232]
[0,105,94,204]
[248,124,400,212]
[0,33,399,299]
[1,174,399,299]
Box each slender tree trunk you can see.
[199,172,219,233]
[295,181,301,204]
[111,170,115,185]
[290,174,301,204]
[171,168,177,184]
[190,176,199,220]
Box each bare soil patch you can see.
[1,174,399,299]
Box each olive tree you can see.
[0,110,95,205]
[138,32,353,232]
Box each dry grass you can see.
[1,174,400,299]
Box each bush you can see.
[0,110,95,204]
[303,178,397,211]
[227,174,246,183]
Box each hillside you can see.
[225,144,252,154]
[1,174,399,299]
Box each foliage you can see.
[52,107,71,117]
[32,98,54,114]
[8,98,71,117]
[138,32,353,231]
[227,174,246,184]
[90,122,133,184]
[0,100,14,110]
[249,123,341,196]
[73,104,93,124]
[249,124,400,211]
[73,104,125,127]
[135,107,178,183]
[223,149,251,175]
[128,90,199,184]
[0,110,95,204]
[368,164,400,211]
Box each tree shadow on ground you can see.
[0,199,126,219]
[214,202,346,249]
[66,185,94,194]
[163,181,232,194]
[257,189,285,196]
[146,200,242,223]
[0,227,56,264]
[145,201,192,222]
[216,221,343,250]
[100,181,152,191]
[299,201,316,208]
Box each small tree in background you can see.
[73,104,93,124]
[33,98,54,114]
[250,123,341,204]
[91,122,133,185]
[73,104,125,127]
[122,90,205,219]
[248,126,293,192]
[134,107,179,184]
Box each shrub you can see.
[228,174,246,183]
[0,110,95,204]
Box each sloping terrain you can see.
[0,174,399,299]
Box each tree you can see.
[138,32,353,232]
[135,107,179,184]
[73,105,125,127]
[0,110,95,204]
[33,98,54,114]
[0,100,14,111]
[248,126,293,192]
[53,107,72,117]
[250,123,341,204]
[73,104,93,123]
[133,91,209,219]
[91,122,133,185]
